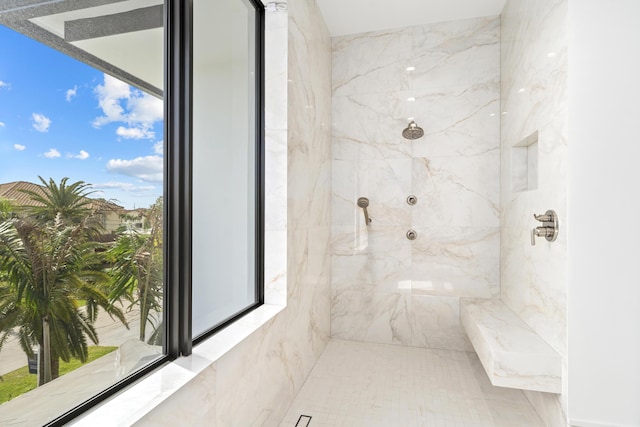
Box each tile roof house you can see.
[0,180,125,235]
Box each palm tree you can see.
[0,197,12,221]
[107,198,163,344]
[0,178,127,385]
[20,176,94,224]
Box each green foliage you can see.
[0,346,117,404]
[107,198,163,344]
[0,178,127,385]
[20,176,94,225]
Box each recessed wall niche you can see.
[511,131,538,192]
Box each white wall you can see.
[500,0,568,424]
[330,17,501,351]
[568,1,640,426]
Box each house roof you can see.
[0,181,123,212]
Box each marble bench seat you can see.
[460,298,562,394]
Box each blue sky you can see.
[0,25,163,210]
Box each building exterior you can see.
[0,180,127,235]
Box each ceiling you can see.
[0,0,164,95]
[315,0,507,37]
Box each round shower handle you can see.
[406,229,418,240]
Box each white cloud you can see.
[106,155,163,183]
[153,140,164,155]
[93,74,162,138]
[116,126,155,140]
[0,121,5,127]
[0,81,8,89]
[71,150,90,160]
[14,144,26,151]
[125,92,163,124]
[32,113,51,132]
[65,85,78,102]
[93,181,156,193]
[44,148,61,158]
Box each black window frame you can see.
[39,0,265,424]
[190,0,266,347]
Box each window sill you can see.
[70,303,285,426]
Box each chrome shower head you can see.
[402,121,424,140]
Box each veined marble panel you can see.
[331,15,500,352]
[332,226,411,294]
[411,16,500,92]
[332,27,412,97]
[460,299,562,394]
[332,158,412,227]
[411,154,500,228]
[411,226,500,299]
[410,84,500,159]
[265,129,287,231]
[500,0,567,361]
[332,91,413,161]
[500,0,568,421]
[331,291,471,351]
[333,84,499,162]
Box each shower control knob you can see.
[406,229,418,240]
[406,195,418,205]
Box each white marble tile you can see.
[280,340,544,427]
[331,291,471,351]
[331,15,500,354]
[331,226,412,294]
[332,27,412,97]
[332,158,412,227]
[331,291,413,345]
[409,295,473,351]
[332,92,414,161]
[265,129,287,231]
[410,83,500,159]
[215,315,292,427]
[499,0,568,415]
[523,389,567,427]
[500,0,568,392]
[132,364,216,427]
[411,154,500,228]
[265,22,288,131]
[411,16,500,92]
[460,299,562,394]
[411,226,500,299]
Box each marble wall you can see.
[500,0,568,425]
[331,17,501,351]
[130,1,332,425]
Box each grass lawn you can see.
[0,346,117,404]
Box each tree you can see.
[107,198,163,344]
[0,178,127,385]
[21,176,94,224]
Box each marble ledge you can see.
[460,298,562,394]
[71,303,286,427]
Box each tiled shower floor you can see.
[279,340,544,427]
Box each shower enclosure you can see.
[331,16,501,352]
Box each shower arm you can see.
[357,197,372,225]
[361,206,372,225]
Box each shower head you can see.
[357,197,369,208]
[402,121,424,140]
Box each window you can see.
[0,0,264,425]
[191,0,264,341]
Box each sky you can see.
[0,25,163,210]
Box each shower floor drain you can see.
[295,415,312,427]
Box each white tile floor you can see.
[279,340,544,427]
